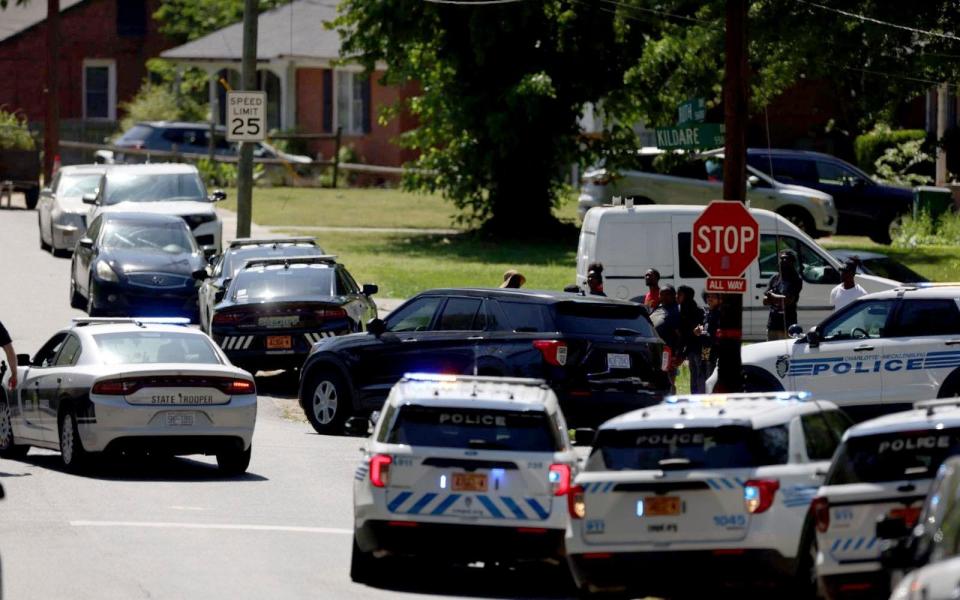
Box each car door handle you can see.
[854,345,875,352]
[946,340,960,346]
[400,338,418,343]
[756,283,767,288]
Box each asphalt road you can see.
[0,200,575,600]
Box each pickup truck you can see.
[0,148,41,209]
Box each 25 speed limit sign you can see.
[226,91,267,142]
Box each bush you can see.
[874,139,933,187]
[196,158,238,188]
[119,82,206,133]
[893,209,960,246]
[0,108,35,150]
[854,124,927,174]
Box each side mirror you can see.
[16,353,30,366]
[203,248,217,261]
[788,324,805,339]
[192,268,209,281]
[876,516,910,540]
[367,318,386,337]
[806,326,821,348]
[344,416,371,437]
[210,189,227,202]
[362,283,378,297]
[78,237,94,250]
[573,427,596,447]
[747,175,760,188]
[81,193,98,205]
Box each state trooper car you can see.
[350,374,578,583]
[565,392,852,597]
[731,286,960,422]
[0,318,257,474]
[812,400,960,600]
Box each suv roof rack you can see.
[229,237,317,249]
[400,373,549,388]
[665,391,812,404]
[915,398,960,415]
[72,317,191,328]
[241,255,338,269]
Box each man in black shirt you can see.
[763,250,803,340]
[0,320,16,389]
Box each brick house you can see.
[0,0,171,126]
[161,0,418,167]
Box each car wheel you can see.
[790,526,820,600]
[0,396,29,459]
[59,409,89,472]
[24,187,39,210]
[303,368,353,435]
[778,207,816,236]
[70,273,86,310]
[216,445,251,476]
[350,535,378,584]
[38,217,51,251]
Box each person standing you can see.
[830,259,866,311]
[643,269,661,310]
[677,286,705,393]
[0,319,17,390]
[586,263,606,296]
[763,250,803,340]
[695,291,722,379]
[650,285,681,393]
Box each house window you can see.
[116,0,147,36]
[83,60,116,121]
[336,71,370,135]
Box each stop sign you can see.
[692,201,760,277]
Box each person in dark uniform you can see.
[0,320,17,389]
[763,249,803,340]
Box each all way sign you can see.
[706,277,747,293]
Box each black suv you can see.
[298,288,670,434]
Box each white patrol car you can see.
[350,374,578,583]
[732,286,960,423]
[565,391,851,597]
[813,399,960,600]
[889,556,960,600]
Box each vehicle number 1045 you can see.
[713,514,747,528]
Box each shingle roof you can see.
[0,0,85,44]
[160,0,340,62]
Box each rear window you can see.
[94,331,221,365]
[554,302,655,337]
[498,301,553,332]
[587,425,789,471]
[384,405,562,452]
[827,429,960,485]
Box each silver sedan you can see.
[37,165,105,255]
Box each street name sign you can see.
[226,91,267,142]
[654,122,724,150]
[677,97,706,125]
[691,201,759,292]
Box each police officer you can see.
[763,250,803,340]
[0,319,17,389]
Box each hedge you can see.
[854,126,927,174]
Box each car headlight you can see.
[96,260,119,282]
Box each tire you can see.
[216,445,251,475]
[743,367,783,393]
[59,409,90,472]
[350,535,378,584]
[790,526,820,600]
[302,367,353,435]
[24,187,39,210]
[39,216,52,251]
[0,396,29,459]
[869,212,904,245]
[70,272,86,310]
[778,207,816,236]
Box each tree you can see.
[154,0,286,43]
[335,0,647,234]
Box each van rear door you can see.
[594,214,671,301]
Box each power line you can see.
[595,0,710,24]
[423,0,525,4]
[795,0,960,43]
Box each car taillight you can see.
[568,485,586,519]
[222,379,255,395]
[548,464,571,496]
[314,307,348,319]
[889,506,922,528]
[533,340,567,366]
[213,311,244,326]
[369,454,392,488]
[744,479,780,514]
[812,497,830,533]
[92,378,143,395]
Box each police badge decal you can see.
[776,356,790,379]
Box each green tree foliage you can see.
[0,108,35,150]
[119,83,207,132]
[153,0,287,43]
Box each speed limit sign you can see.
[226,91,267,142]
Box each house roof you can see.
[0,0,85,44]
[160,0,340,62]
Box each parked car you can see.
[578,148,838,237]
[37,165,105,255]
[830,249,929,284]
[70,212,207,320]
[82,163,225,255]
[0,144,40,209]
[298,289,671,435]
[744,148,914,244]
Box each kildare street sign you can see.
[654,123,724,151]
[226,91,267,142]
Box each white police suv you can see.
[565,391,851,597]
[350,374,578,583]
[812,400,960,600]
[736,286,960,422]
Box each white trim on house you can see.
[82,58,117,121]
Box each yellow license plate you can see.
[644,496,682,516]
[266,336,292,350]
[452,473,488,492]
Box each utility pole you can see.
[43,0,60,183]
[715,0,749,393]
[236,0,259,238]
[936,83,949,186]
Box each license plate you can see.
[165,413,195,427]
[266,335,292,349]
[607,353,631,369]
[641,496,681,517]
[452,473,488,492]
[259,316,299,328]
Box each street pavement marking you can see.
[70,520,352,535]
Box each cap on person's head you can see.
[500,269,526,288]
[779,249,798,261]
[587,262,604,278]
[841,259,858,274]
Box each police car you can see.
[350,374,578,583]
[733,286,960,422]
[812,400,960,600]
[889,556,960,600]
[565,392,851,597]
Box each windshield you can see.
[828,428,960,484]
[554,302,656,337]
[104,172,206,204]
[231,264,334,301]
[587,425,789,471]
[94,331,221,365]
[862,257,929,283]
[101,221,198,254]
[57,174,101,198]
[385,405,561,451]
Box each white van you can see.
[576,204,899,341]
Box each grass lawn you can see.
[819,236,960,282]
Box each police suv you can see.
[565,392,851,597]
[350,374,578,583]
[812,399,960,600]
[734,286,960,422]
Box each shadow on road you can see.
[16,452,268,483]
[363,562,575,599]
[254,369,300,399]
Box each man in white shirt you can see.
[830,259,867,311]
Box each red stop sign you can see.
[692,201,760,277]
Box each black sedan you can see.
[204,256,378,374]
[298,288,671,434]
[70,212,207,320]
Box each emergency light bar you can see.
[241,255,338,269]
[665,391,812,404]
[915,398,960,412]
[228,237,318,249]
[72,317,191,327]
[401,373,549,387]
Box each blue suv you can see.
[746,149,914,244]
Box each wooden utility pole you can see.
[43,0,60,183]
[936,83,949,186]
[715,0,749,393]
[236,0,259,238]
